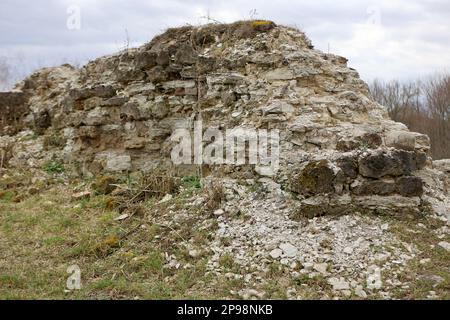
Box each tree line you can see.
[369,74,450,159]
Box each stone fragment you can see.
[327,277,350,291]
[396,176,424,197]
[261,101,294,116]
[156,50,170,66]
[136,51,157,69]
[352,179,397,196]
[78,126,98,138]
[418,275,445,288]
[264,67,295,82]
[290,160,335,196]
[120,102,141,121]
[160,194,173,203]
[105,154,132,172]
[85,107,109,126]
[343,246,354,254]
[385,130,430,151]
[70,85,116,100]
[367,267,382,290]
[72,191,91,200]
[313,263,328,275]
[358,150,418,178]
[279,243,298,257]
[354,285,367,298]
[174,44,197,65]
[270,248,283,259]
[438,241,450,251]
[114,214,130,221]
[124,137,147,150]
[337,156,359,180]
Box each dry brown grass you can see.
[204,181,225,212]
[147,20,276,50]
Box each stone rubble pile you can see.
[1,21,448,218]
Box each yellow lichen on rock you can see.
[251,20,276,31]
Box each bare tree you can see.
[369,74,450,159]
[0,57,11,91]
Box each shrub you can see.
[182,176,202,189]
[43,160,65,174]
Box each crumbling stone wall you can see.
[0,21,448,217]
[0,92,29,135]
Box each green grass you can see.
[0,177,232,300]
[182,176,202,189]
[0,171,449,300]
[42,160,65,174]
[0,190,15,202]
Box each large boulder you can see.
[290,160,336,196]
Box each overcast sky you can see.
[0,0,449,88]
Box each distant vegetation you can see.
[370,73,450,159]
[0,58,10,91]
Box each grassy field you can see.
[0,169,449,300]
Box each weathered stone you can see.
[290,160,335,196]
[396,176,424,197]
[313,263,329,275]
[279,243,298,257]
[174,44,197,65]
[261,101,294,116]
[335,139,360,152]
[115,66,146,83]
[269,248,282,259]
[352,179,396,196]
[336,133,381,152]
[69,85,116,100]
[156,50,170,66]
[353,195,422,217]
[120,102,141,121]
[289,195,332,219]
[136,51,158,69]
[221,91,237,107]
[33,110,51,133]
[105,154,132,172]
[385,130,416,151]
[146,65,169,83]
[149,97,169,119]
[102,96,129,107]
[328,277,350,291]
[78,126,98,138]
[360,133,382,148]
[72,191,91,200]
[162,80,196,90]
[415,151,428,170]
[85,107,109,126]
[438,241,450,252]
[337,156,358,180]
[385,130,430,151]
[433,159,450,173]
[264,67,295,82]
[126,82,156,95]
[124,137,147,150]
[207,73,245,85]
[358,150,418,178]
